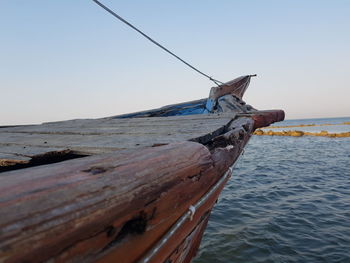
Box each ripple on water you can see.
[193,134,350,263]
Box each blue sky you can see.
[1,0,349,124]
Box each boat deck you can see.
[0,113,236,169]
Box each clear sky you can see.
[1,0,349,125]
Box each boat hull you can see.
[0,74,284,262]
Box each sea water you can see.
[194,117,350,263]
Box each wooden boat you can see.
[0,75,284,263]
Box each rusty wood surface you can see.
[0,114,234,167]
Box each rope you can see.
[91,0,224,87]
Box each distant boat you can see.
[0,75,284,263]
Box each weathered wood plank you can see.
[0,142,218,263]
[0,109,285,167]
[41,113,234,127]
[0,122,227,136]
[0,130,219,152]
[0,109,285,262]
[0,114,235,132]
[0,115,233,166]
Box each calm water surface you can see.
[194,117,350,263]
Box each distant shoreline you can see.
[261,121,350,129]
[284,116,350,121]
[254,129,350,138]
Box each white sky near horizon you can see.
[1,0,349,125]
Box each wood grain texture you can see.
[0,142,219,263]
[0,109,285,263]
[0,114,234,166]
[0,110,285,167]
